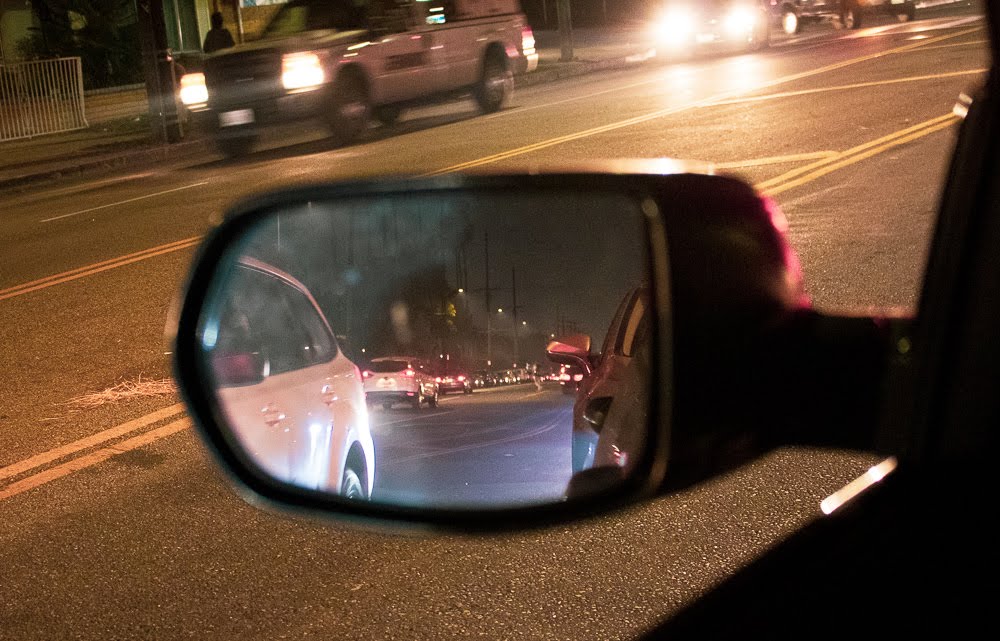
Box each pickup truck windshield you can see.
[264,0,368,37]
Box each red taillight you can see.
[405,369,416,377]
[457,375,466,381]
[435,377,442,382]
[363,370,373,378]
[522,26,535,52]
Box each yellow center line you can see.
[711,151,840,169]
[421,26,979,176]
[0,237,202,302]
[699,68,987,108]
[895,38,988,52]
[0,236,203,298]
[760,115,959,197]
[0,403,186,482]
[755,112,958,191]
[0,418,191,502]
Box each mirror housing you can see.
[172,170,888,532]
[545,334,593,375]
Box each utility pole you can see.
[485,230,492,367]
[137,0,183,143]
[511,266,519,364]
[557,0,574,62]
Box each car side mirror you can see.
[545,333,593,375]
[172,170,886,532]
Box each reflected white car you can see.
[206,257,374,499]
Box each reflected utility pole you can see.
[485,230,492,366]
[511,266,520,364]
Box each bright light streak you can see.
[820,458,898,515]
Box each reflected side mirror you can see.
[545,333,593,375]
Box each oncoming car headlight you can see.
[282,52,325,92]
[724,6,758,37]
[652,7,697,47]
[179,72,208,107]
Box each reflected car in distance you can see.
[363,356,440,410]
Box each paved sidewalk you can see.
[0,29,653,192]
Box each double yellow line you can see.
[0,404,189,501]
[0,236,203,303]
[756,112,960,196]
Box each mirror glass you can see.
[197,190,653,509]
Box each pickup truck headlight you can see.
[282,52,325,92]
[179,72,208,107]
[724,7,758,36]
[652,7,697,47]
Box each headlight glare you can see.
[282,52,325,91]
[179,72,208,106]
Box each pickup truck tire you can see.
[326,70,369,146]
[781,8,800,35]
[374,105,402,126]
[841,1,862,30]
[474,50,512,114]
[214,134,256,158]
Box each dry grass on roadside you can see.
[59,377,178,411]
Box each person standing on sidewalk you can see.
[203,12,236,54]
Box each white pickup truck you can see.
[181,0,538,157]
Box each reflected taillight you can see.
[458,375,466,381]
[405,369,416,377]
[363,370,373,378]
[436,377,442,382]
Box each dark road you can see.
[0,3,990,639]
[372,384,574,508]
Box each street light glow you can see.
[458,288,464,293]
[497,307,503,313]
[522,321,527,326]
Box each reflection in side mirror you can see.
[545,334,593,375]
[179,182,655,513]
[211,351,266,387]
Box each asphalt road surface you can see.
[0,4,990,639]
[372,384,574,508]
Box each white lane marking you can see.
[39,182,208,223]
[0,403,186,482]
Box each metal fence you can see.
[0,57,88,142]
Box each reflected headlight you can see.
[724,7,757,36]
[653,7,697,46]
[282,52,325,92]
[179,72,208,106]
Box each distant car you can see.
[363,357,439,410]
[548,286,651,474]
[472,370,491,388]
[767,0,917,35]
[436,371,473,394]
[208,257,375,499]
[649,0,772,55]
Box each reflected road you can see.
[372,384,573,507]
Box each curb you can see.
[1,51,652,192]
[0,138,211,193]
[516,51,653,88]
